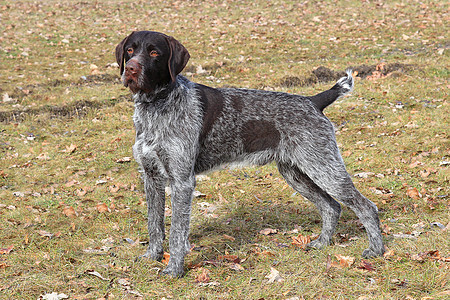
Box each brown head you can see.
[115,31,190,94]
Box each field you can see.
[0,1,449,299]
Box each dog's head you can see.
[115,31,190,94]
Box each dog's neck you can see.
[133,80,178,104]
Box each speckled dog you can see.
[115,31,385,277]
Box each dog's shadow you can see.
[186,194,366,264]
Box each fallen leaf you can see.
[96,203,109,213]
[116,157,132,163]
[258,250,276,257]
[195,268,210,283]
[357,260,375,272]
[117,277,131,286]
[108,185,120,193]
[36,153,50,160]
[62,206,77,218]
[265,267,284,283]
[354,172,375,178]
[95,179,108,185]
[37,230,54,238]
[85,269,109,281]
[342,150,352,157]
[335,254,355,268]
[198,281,220,287]
[75,188,87,197]
[0,262,10,269]
[259,228,277,235]
[393,231,421,239]
[195,174,211,182]
[325,254,332,274]
[217,255,240,263]
[383,248,395,259]
[228,263,245,271]
[2,93,14,103]
[411,250,450,262]
[162,252,170,265]
[0,245,14,255]
[65,144,77,153]
[40,292,69,300]
[291,234,310,249]
[222,234,235,241]
[406,188,420,200]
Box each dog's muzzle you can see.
[124,59,142,93]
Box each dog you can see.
[115,31,385,277]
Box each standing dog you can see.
[115,31,384,277]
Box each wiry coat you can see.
[115,31,385,277]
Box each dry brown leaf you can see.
[383,248,395,259]
[258,250,276,257]
[96,203,109,213]
[62,206,77,218]
[406,188,420,200]
[357,260,375,272]
[228,263,245,271]
[65,180,78,187]
[0,245,14,255]
[325,254,332,274]
[162,252,170,265]
[108,185,120,193]
[37,230,53,238]
[75,188,87,197]
[0,262,10,269]
[291,234,310,249]
[195,268,210,283]
[335,254,355,268]
[222,234,235,241]
[66,144,77,153]
[259,228,277,235]
[36,153,50,160]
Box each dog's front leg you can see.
[162,175,195,277]
[140,169,166,262]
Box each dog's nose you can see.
[125,60,140,74]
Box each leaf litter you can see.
[1,1,448,299]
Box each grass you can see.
[0,0,449,299]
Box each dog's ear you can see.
[115,32,134,75]
[165,35,190,82]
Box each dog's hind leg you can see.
[277,162,341,249]
[300,157,385,258]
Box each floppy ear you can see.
[165,35,190,82]
[115,32,134,75]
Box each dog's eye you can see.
[127,48,134,55]
[150,50,159,57]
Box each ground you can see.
[0,1,449,299]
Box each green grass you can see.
[1,0,449,299]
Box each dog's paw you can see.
[136,248,164,262]
[306,236,330,250]
[162,261,185,278]
[362,247,384,258]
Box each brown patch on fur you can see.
[197,84,225,142]
[241,120,280,153]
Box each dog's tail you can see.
[309,69,354,111]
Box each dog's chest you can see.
[131,98,202,174]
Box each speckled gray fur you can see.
[115,31,385,277]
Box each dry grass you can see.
[0,1,448,299]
